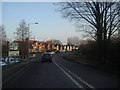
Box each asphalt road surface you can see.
[2,53,119,89]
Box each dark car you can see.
[41,52,53,62]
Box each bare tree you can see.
[14,19,30,41]
[48,39,62,45]
[56,1,120,63]
[67,36,80,46]
[0,25,9,57]
[0,25,7,44]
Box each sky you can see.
[0,2,2,25]
[2,2,83,44]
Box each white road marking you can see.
[53,58,95,89]
[53,59,83,88]
[61,65,95,89]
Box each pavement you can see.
[2,53,119,89]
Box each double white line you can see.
[53,58,95,89]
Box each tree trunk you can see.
[97,28,103,63]
[96,3,104,63]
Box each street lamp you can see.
[28,22,38,58]
[28,22,38,39]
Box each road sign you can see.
[9,42,19,56]
[9,51,19,56]
[9,42,19,51]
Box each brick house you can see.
[14,40,46,56]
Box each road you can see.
[2,53,119,89]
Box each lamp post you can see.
[28,22,38,58]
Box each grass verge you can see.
[63,51,119,75]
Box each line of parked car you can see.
[0,57,24,66]
[0,50,72,66]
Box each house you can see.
[14,40,46,56]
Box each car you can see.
[15,58,22,62]
[5,58,15,64]
[50,51,55,55]
[54,50,60,53]
[9,58,15,64]
[60,50,66,53]
[0,61,7,66]
[41,52,53,62]
[0,58,5,62]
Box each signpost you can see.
[9,42,19,56]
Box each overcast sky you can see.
[2,2,83,44]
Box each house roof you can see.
[14,40,45,44]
